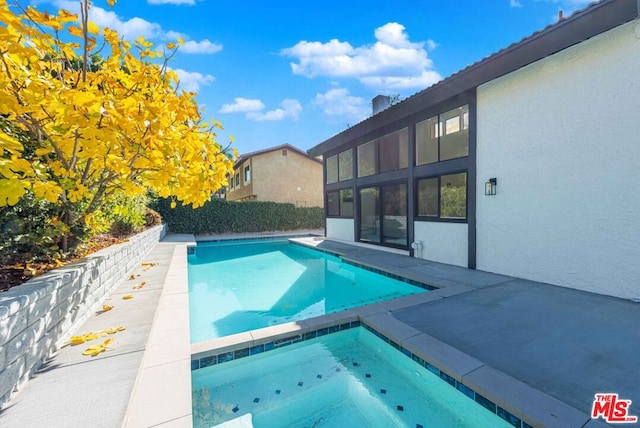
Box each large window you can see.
[417,172,467,220]
[326,149,353,184]
[327,188,354,217]
[244,165,251,183]
[358,128,408,177]
[416,105,468,165]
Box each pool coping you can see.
[126,234,597,428]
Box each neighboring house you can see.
[308,0,640,300]
[227,144,323,207]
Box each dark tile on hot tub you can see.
[250,344,264,355]
[497,406,522,427]
[200,356,217,368]
[234,348,250,359]
[475,393,497,413]
[217,352,234,364]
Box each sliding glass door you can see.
[359,187,380,243]
[359,182,407,248]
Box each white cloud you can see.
[49,0,221,54]
[180,39,223,54]
[220,98,302,121]
[510,0,523,8]
[247,99,303,122]
[281,22,442,90]
[173,69,215,92]
[220,98,265,113]
[90,7,163,39]
[148,0,196,5]
[312,88,369,123]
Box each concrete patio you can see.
[0,232,637,427]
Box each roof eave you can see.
[308,0,637,158]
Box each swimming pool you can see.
[192,327,515,428]
[188,240,427,342]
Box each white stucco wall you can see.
[326,218,355,242]
[414,222,468,268]
[476,20,640,300]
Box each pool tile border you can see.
[191,319,530,428]
[191,320,362,370]
[193,233,319,245]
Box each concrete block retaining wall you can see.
[0,224,166,407]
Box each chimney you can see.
[372,95,391,115]
[558,9,564,21]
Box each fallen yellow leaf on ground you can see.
[103,326,126,334]
[69,332,103,345]
[101,305,114,312]
[82,339,113,357]
[133,281,147,289]
[128,274,135,280]
[122,294,134,300]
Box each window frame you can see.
[415,105,469,166]
[244,165,251,184]
[235,172,240,187]
[326,188,354,218]
[415,170,468,223]
[325,148,353,184]
[357,128,408,178]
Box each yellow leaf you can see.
[87,21,99,35]
[167,42,176,50]
[69,336,87,345]
[68,25,83,38]
[122,294,134,300]
[101,305,114,312]
[82,339,113,356]
[32,181,62,203]
[170,201,177,209]
[132,281,146,289]
[58,9,77,23]
[177,37,184,45]
[107,0,117,6]
[0,178,28,206]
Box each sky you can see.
[29,0,593,156]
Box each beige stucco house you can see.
[226,144,323,207]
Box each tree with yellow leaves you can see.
[0,0,235,252]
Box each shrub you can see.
[145,207,163,227]
[0,192,67,265]
[152,198,323,234]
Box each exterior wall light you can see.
[485,178,497,196]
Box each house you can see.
[308,0,640,300]
[227,144,323,207]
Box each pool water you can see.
[188,240,426,342]
[192,328,513,428]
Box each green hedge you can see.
[152,198,324,234]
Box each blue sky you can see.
[32,0,592,155]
